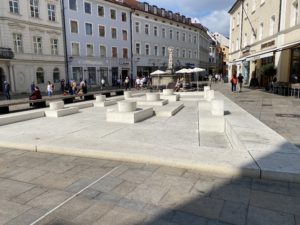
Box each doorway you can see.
[0,68,5,92]
[121,69,129,83]
[111,67,118,86]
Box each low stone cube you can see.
[95,95,106,102]
[204,86,210,99]
[146,93,160,101]
[106,107,153,123]
[160,94,180,102]
[211,100,224,116]
[49,101,64,110]
[124,91,132,100]
[206,90,215,101]
[118,101,136,112]
[163,89,174,95]
[45,107,79,118]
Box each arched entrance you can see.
[0,68,5,92]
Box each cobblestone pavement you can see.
[0,148,299,225]
[212,83,300,148]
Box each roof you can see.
[228,0,242,14]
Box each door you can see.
[0,68,5,92]
[112,67,118,86]
[121,69,128,83]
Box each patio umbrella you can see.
[150,70,166,75]
[191,67,206,72]
[175,68,190,74]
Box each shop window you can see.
[36,67,44,84]
[53,68,60,83]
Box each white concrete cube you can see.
[95,95,106,102]
[211,100,224,116]
[124,91,132,99]
[204,86,210,99]
[206,90,215,101]
[163,89,174,95]
[146,93,160,101]
[118,101,136,112]
[49,101,64,110]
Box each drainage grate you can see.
[262,104,273,106]
[276,113,300,118]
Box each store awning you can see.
[246,51,274,61]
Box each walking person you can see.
[230,74,238,92]
[60,79,65,93]
[30,82,35,93]
[124,76,130,90]
[238,73,244,92]
[3,81,11,100]
[47,81,53,97]
[101,78,105,90]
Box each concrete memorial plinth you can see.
[160,89,180,102]
[93,95,116,107]
[45,101,79,118]
[204,86,210,99]
[138,93,168,106]
[107,101,153,123]
[206,90,215,101]
[124,91,132,100]
[211,100,224,116]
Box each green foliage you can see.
[260,64,277,77]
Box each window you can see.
[244,33,247,47]
[72,42,80,56]
[188,50,192,59]
[100,45,106,57]
[188,34,192,43]
[162,28,166,38]
[182,49,186,58]
[87,67,96,84]
[122,12,127,22]
[135,22,140,33]
[162,46,166,56]
[86,44,93,56]
[193,35,197,44]
[111,28,117,39]
[110,9,116,19]
[33,36,42,54]
[145,24,149,35]
[194,51,197,59]
[70,20,78,33]
[122,30,127,41]
[51,39,58,55]
[85,23,92,35]
[48,4,56,21]
[69,0,77,10]
[245,3,248,19]
[176,31,179,41]
[145,44,150,55]
[99,25,105,37]
[9,0,19,14]
[252,0,256,12]
[237,12,240,26]
[13,33,22,53]
[135,43,140,55]
[53,68,60,83]
[169,29,173,39]
[291,0,299,27]
[30,0,39,18]
[232,17,235,30]
[98,5,104,16]
[176,48,179,58]
[112,47,117,58]
[84,2,91,14]
[154,45,158,56]
[154,26,158,36]
[259,22,263,40]
[182,33,186,42]
[236,38,239,50]
[123,48,128,58]
[270,15,275,35]
[72,67,82,81]
[36,68,44,84]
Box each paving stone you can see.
[64,177,95,193]
[11,168,47,182]
[207,220,233,225]
[159,188,199,208]
[192,179,216,195]
[118,169,153,184]
[26,190,72,211]
[111,181,137,197]
[219,201,247,225]
[0,199,31,224]
[296,215,300,225]
[230,177,252,189]
[117,197,146,212]
[5,208,45,225]
[180,196,224,220]
[211,184,251,204]
[34,161,75,174]
[0,179,34,199]
[247,206,295,225]
[144,218,179,225]
[95,192,123,204]
[91,176,124,193]
[170,211,207,225]
[289,183,300,197]
[0,166,29,179]
[252,179,290,195]
[153,166,186,176]
[78,188,101,200]
[12,186,47,204]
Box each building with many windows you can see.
[229,0,300,87]
[0,0,65,93]
[64,0,132,86]
[124,0,210,78]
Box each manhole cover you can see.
[276,113,300,118]
[262,104,273,106]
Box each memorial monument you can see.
[151,47,177,88]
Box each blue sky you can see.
[144,0,236,37]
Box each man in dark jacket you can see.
[3,81,10,100]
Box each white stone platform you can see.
[154,102,184,117]
[45,101,79,118]
[93,95,117,107]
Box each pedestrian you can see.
[238,73,244,92]
[230,74,238,92]
[135,77,140,90]
[30,82,35,93]
[3,81,10,100]
[124,76,130,90]
[101,78,105,90]
[47,81,53,97]
[60,79,65,93]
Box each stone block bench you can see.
[0,110,45,126]
[0,99,47,114]
[154,102,184,117]
[45,101,79,118]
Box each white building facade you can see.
[63,0,132,86]
[0,0,65,93]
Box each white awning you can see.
[246,51,274,61]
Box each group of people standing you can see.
[230,73,244,92]
[135,75,152,90]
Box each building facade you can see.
[124,0,210,79]
[213,32,229,76]
[64,0,132,86]
[229,0,300,86]
[0,0,65,93]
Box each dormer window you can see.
[153,5,157,14]
[161,8,165,17]
[168,11,172,19]
[182,16,186,23]
[144,3,149,12]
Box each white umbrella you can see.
[150,70,166,75]
[192,67,205,72]
[175,68,190,74]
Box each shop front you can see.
[290,47,300,83]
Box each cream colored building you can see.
[0,0,65,93]
[229,0,300,86]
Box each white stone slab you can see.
[137,99,168,106]
[45,107,79,118]
[154,103,184,117]
[211,100,224,116]
[124,91,132,99]
[65,102,93,109]
[0,110,45,126]
[49,101,64,110]
[118,101,136,112]
[146,93,160,101]
[160,94,180,102]
[93,100,117,107]
[163,89,174,95]
[95,95,106,102]
[106,107,153,123]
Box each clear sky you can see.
[143,0,236,37]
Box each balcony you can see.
[0,48,14,59]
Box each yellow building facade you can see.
[229,0,300,87]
